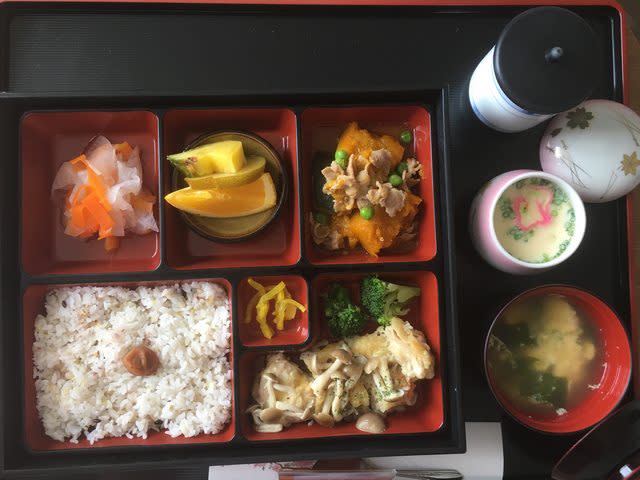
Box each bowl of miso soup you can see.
[485,285,631,434]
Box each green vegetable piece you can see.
[313,211,328,225]
[335,149,349,169]
[329,303,366,338]
[335,149,348,161]
[400,130,413,144]
[396,162,408,175]
[335,156,348,169]
[312,152,335,212]
[493,322,535,349]
[325,283,366,338]
[359,206,374,220]
[517,362,568,408]
[389,174,403,187]
[360,275,421,326]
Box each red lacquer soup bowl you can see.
[484,285,631,434]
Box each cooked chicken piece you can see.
[395,220,418,243]
[402,158,422,188]
[249,353,314,432]
[366,181,406,217]
[322,155,372,213]
[347,318,435,415]
[386,317,435,380]
[311,213,360,251]
[321,161,343,183]
[369,149,392,180]
[310,214,331,242]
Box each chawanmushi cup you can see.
[469,169,586,274]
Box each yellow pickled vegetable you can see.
[280,298,306,314]
[245,290,263,324]
[275,288,287,330]
[248,278,266,295]
[245,278,307,339]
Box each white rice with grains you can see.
[32,281,231,444]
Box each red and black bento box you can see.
[0,0,634,478]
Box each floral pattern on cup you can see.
[540,99,640,203]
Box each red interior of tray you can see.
[301,105,437,265]
[238,274,310,348]
[21,111,161,276]
[239,270,443,441]
[22,279,235,451]
[163,108,300,269]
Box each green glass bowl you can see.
[170,130,288,242]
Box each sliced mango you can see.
[185,156,266,190]
[167,140,246,177]
[164,173,276,218]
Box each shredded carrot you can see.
[68,205,85,233]
[86,166,110,211]
[81,193,114,239]
[69,154,88,172]
[69,154,87,165]
[104,236,120,252]
[69,184,88,205]
[114,142,133,159]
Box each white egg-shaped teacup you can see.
[470,170,586,274]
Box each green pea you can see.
[313,211,328,225]
[389,173,403,187]
[335,156,348,169]
[335,149,348,161]
[400,130,413,144]
[396,161,408,174]
[359,206,374,220]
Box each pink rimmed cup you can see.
[469,170,586,274]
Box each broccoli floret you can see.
[325,284,350,319]
[325,283,366,338]
[328,303,366,338]
[361,276,421,326]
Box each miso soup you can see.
[487,294,603,418]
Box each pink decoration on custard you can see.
[513,186,554,231]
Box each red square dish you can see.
[239,270,443,442]
[23,278,235,451]
[21,111,160,276]
[163,108,300,270]
[238,274,310,348]
[301,105,436,265]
